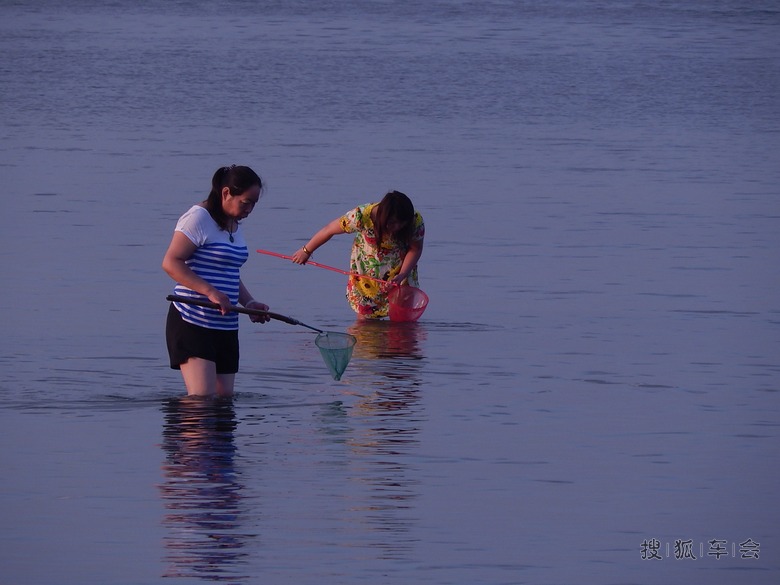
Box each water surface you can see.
[1,1,778,583]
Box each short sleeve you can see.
[175,206,210,246]
[339,203,373,234]
[412,212,425,241]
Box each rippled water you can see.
[1,1,779,583]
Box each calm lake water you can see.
[1,1,779,584]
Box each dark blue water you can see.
[1,1,778,583]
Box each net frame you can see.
[315,332,357,381]
[388,286,429,322]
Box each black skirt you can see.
[166,304,240,374]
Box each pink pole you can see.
[256,249,390,285]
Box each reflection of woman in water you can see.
[158,397,251,581]
[347,319,425,362]
[335,320,427,559]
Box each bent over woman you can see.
[291,190,425,319]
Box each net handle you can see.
[166,295,323,333]
[257,249,392,285]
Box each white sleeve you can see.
[175,206,210,246]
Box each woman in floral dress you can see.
[291,191,425,318]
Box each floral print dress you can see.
[339,203,425,318]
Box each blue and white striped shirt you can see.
[171,205,248,330]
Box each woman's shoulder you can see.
[340,202,376,230]
[180,203,209,220]
[348,202,376,216]
[412,210,425,239]
[175,204,217,243]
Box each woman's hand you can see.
[291,248,311,264]
[245,300,271,323]
[388,272,409,286]
[207,289,232,315]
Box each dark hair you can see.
[374,190,415,248]
[204,165,263,230]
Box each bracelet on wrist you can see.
[302,245,312,255]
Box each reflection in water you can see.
[348,319,426,363]
[159,397,255,582]
[337,320,427,559]
[347,319,426,419]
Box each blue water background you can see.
[1,1,779,583]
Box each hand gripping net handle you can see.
[166,295,323,332]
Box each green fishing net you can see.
[315,332,357,381]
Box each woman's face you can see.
[222,185,261,220]
[386,217,410,238]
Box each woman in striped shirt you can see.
[163,165,270,398]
